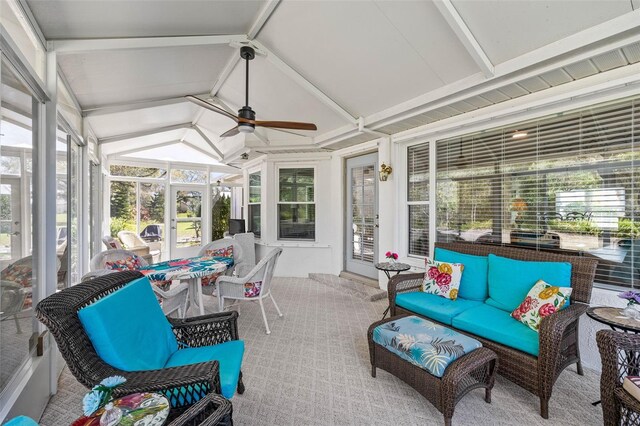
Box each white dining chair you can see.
[216,248,283,334]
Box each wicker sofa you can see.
[388,242,597,419]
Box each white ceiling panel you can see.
[591,50,629,72]
[539,68,574,86]
[27,0,265,39]
[217,54,348,135]
[100,129,186,155]
[622,42,640,64]
[451,0,632,64]
[563,59,599,79]
[59,45,233,108]
[123,143,221,165]
[258,0,459,117]
[88,102,198,139]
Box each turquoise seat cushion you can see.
[434,248,489,301]
[78,276,178,371]
[395,291,481,325]
[486,254,572,312]
[373,315,481,377]
[452,303,540,356]
[165,340,245,399]
[5,417,39,426]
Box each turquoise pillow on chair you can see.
[5,417,39,426]
[78,276,178,371]
[434,248,489,301]
[486,254,572,312]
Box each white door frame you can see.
[345,153,379,279]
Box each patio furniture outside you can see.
[597,330,640,426]
[388,242,598,418]
[588,306,640,333]
[35,271,244,420]
[118,230,161,262]
[217,248,283,334]
[168,393,233,426]
[367,314,497,426]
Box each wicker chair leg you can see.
[540,396,550,419]
[237,372,245,395]
[485,388,491,404]
[371,366,376,378]
[576,360,584,376]
[444,417,452,426]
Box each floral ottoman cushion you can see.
[372,315,482,377]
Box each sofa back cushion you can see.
[78,276,178,371]
[434,248,488,301]
[486,254,572,312]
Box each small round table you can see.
[72,392,170,426]
[375,261,411,319]
[587,306,640,333]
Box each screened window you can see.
[436,98,640,289]
[408,143,429,256]
[110,164,167,178]
[278,168,315,240]
[248,172,261,238]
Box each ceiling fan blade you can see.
[220,126,240,138]
[185,96,238,122]
[253,120,317,131]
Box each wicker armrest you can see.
[388,272,423,309]
[169,311,239,348]
[168,393,232,426]
[111,361,221,406]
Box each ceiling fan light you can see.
[238,124,254,134]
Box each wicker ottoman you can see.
[368,315,498,426]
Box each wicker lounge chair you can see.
[35,271,244,419]
[388,242,597,418]
[597,329,640,426]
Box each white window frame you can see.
[247,169,262,238]
[405,140,431,258]
[276,165,317,242]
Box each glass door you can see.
[345,153,379,279]
[170,187,203,259]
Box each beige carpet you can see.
[41,277,602,425]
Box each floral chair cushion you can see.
[422,258,464,301]
[511,279,572,332]
[244,281,262,298]
[1,264,32,288]
[372,315,481,377]
[105,255,143,271]
[205,245,234,259]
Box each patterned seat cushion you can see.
[372,315,482,377]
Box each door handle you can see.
[11,231,20,236]
[170,226,176,230]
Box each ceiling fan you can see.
[186,46,318,138]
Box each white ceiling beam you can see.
[51,34,245,54]
[83,93,208,117]
[434,0,494,78]
[182,141,222,162]
[98,122,192,144]
[107,139,183,157]
[248,0,281,39]
[251,39,357,124]
[193,125,224,159]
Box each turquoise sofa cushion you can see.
[486,254,572,312]
[434,248,489,301]
[452,303,540,356]
[373,315,482,377]
[5,417,39,426]
[165,340,244,399]
[78,276,178,371]
[396,291,482,325]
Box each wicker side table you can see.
[368,316,498,426]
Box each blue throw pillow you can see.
[78,276,178,371]
[486,254,572,312]
[434,248,489,301]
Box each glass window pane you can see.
[109,181,136,237]
[170,168,207,184]
[248,204,261,238]
[176,220,202,248]
[279,204,315,240]
[110,164,167,178]
[408,143,429,202]
[139,183,165,255]
[279,168,314,202]
[409,205,429,256]
[212,186,231,241]
[249,172,261,203]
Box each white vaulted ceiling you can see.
[23,0,640,166]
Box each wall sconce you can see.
[379,163,392,181]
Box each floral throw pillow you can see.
[422,259,463,300]
[1,264,32,287]
[511,279,572,332]
[244,281,262,298]
[105,255,142,271]
[205,245,234,259]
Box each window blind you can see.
[436,98,640,289]
[408,143,429,256]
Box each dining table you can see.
[137,255,234,315]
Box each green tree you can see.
[212,194,231,240]
[110,181,134,220]
[147,191,165,222]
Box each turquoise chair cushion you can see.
[373,315,482,377]
[486,254,572,312]
[165,340,245,399]
[78,276,178,371]
[434,248,489,301]
[452,303,540,356]
[4,417,39,426]
[396,291,482,325]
